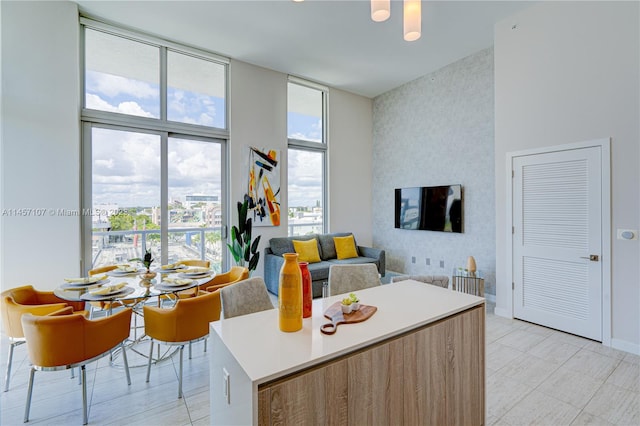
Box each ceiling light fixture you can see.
[403,0,421,41]
[371,0,421,42]
[371,0,390,22]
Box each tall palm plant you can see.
[227,197,261,274]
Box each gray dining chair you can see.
[328,264,381,296]
[220,277,275,319]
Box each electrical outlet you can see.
[223,368,230,404]
[411,256,416,264]
[425,258,430,266]
[439,260,444,268]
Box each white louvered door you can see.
[513,146,602,340]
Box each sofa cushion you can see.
[307,261,332,282]
[327,257,379,267]
[269,234,319,257]
[292,238,322,263]
[318,232,355,260]
[334,235,359,260]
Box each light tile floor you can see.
[1,302,638,425]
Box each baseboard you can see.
[611,338,640,356]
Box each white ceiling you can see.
[75,0,536,98]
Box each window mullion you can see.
[160,46,168,122]
[160,132,169,265]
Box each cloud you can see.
[167,89,218,126]
[86,94,155,118]
[91,129,222,207]
[86,72,158,99]
[287,149,322,207]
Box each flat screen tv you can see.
[394,185,463,233]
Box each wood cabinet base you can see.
[258,305,485,425]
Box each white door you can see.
[513,146,602,341]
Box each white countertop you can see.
[211,280,484,385]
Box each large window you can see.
[82,19,228,273]
[287,78,327,236]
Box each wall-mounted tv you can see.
[394,185,463,233]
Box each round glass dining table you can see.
[54,271,214,306]
[54,271,215,366]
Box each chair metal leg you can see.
[24,367,35,423]
[189,341,192,359]
[146,341,154,383]
[6,341,26,392]
[5,341,17,392]
[71,367,81,385]
[178,345,184,399]
[204,337,207,353]
[81,365,88,425]
[120,343,131,386]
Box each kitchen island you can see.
[210,279,485,425]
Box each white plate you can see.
[80,286,135,301]
[61,278,110,289]
[178,272,211,278]
[161,278,194,286]
[155,265,187,273]
[107,268,144,277]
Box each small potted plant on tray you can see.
[341,297,353,314]
[131,249,156,285]
[348,293,360,311]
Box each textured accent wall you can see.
[372,48,496,296]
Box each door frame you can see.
[505,138,611,346]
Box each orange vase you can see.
[299,262,312,318]
[279,253,303,332]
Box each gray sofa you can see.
[264,232,385,298]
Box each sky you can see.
[87,70,323,209]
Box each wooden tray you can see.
[320,301,377,335]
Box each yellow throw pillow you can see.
[292,238,321,263]
[334,235,359,260]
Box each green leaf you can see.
[232,226,242,247]
[238,200,248,234]
[226,243,239,263]
[243,244,250,262]
[250,236,260,254]
[248,252,260,272]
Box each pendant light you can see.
[371,0,390,22]
[403,0,421,41]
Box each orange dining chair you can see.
[179,266,249,355]
[1,285,86,392]
[204,266,249,292]
[178,259,211,268]
[159,259,212,303]
[143,290,220,398]
[175,266,249,300]
[21,307,133,425]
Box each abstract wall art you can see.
[247,146,280,227]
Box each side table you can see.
[452,268,485,297]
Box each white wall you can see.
[328,89,373,246]
[1,1,81,290]
[494,1,639,353]
[228,60,287,278]
[0,2,374,290]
